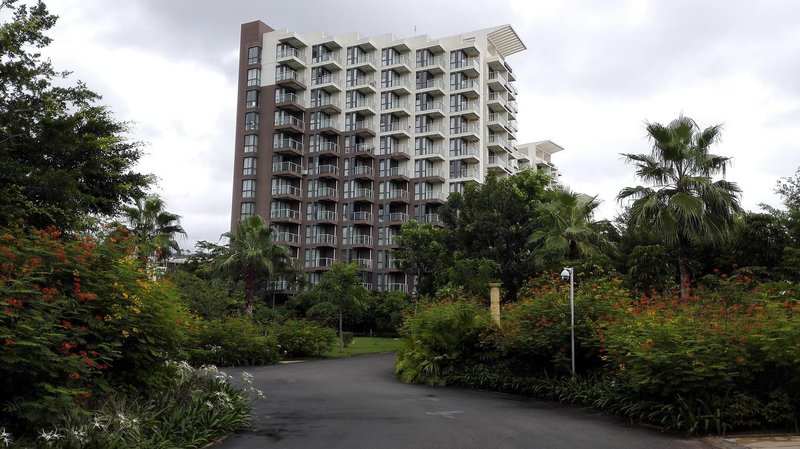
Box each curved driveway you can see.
[217,353,710,449]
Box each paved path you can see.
[216,353,711,449]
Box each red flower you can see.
[68,372,81,380]
[61,320,72,329]
[3,339,13,346]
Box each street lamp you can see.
[560,267,575,376]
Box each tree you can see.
[215,216,296,316]
[530,188,615,269]
[618,115,742,299]
[0,0,150,231]
[297,262,370,352]
[120,194,186,266]
[394,221,451,296]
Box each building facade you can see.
[230,21,561,292]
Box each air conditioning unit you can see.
[302,170,308,176]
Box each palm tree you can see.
[215,215,295,316]
[121,194,186,266]
[530,188,614,267]
[617,115,742,299]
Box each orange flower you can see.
[68,373,81,380]
[3,339,13,346]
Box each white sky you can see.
[39,0,800,250]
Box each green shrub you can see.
[188,317,279,366]
[341,331,354,347]
[164,270,244,319]
[270,319,336,358]
[395,299,493,385]
[0,226,192,432]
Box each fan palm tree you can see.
[215,215,296,316]
[120,194,186,266]
[530,188,614,267]
[617,115,742,300]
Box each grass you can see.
[323,337,402,358]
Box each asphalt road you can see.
[215,353,711,449]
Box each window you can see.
[244,134,258,152]
[243,157,257,176]
[244,112,259,130]
[240,202,256,219]
[246,68,261,86]
[245,90,259,108]
[242,179,256,198]
[247,46,262,65]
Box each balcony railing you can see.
[311,234,337,245]
[415,191,447,202]
[351,165,374,176]
[351,211,373,221]
[307,257,336,268]
[276,70,304,83]
[272,232,301,243]
[419,213,442,224]
[348,143,375,154]
[308,164,338,176]
[312,52,340,65]
[416,56,445,69]
[309,142,340,154]
[273,138,304,152]
[450,57,479,70]
[272,161,302,174]
[274,115,305,129]
[271,185,301,196]
[313,210,337,221]
[416,78,445,91]
[416,169,444,179]
[381,55,410,67]
[310,97,340,109]
[381,189,410,200]
[385,283,408,292]
[450,101,480,114]
[310,118,336,130]
[380,121,409,133]
[270,208,301,220]
[381,167,409,177]
[345,120,375,132]
[451,169,481,180]
[381,77,410,90]
[311,74,341,86]
[388,212,409,222]
[450,146,481,159]
[275,92,302,104]
[276,48,305,62]
[416,101,444,113]
[350,188,374,199]
[346,98,376,110]
[415,146,446,157]
[381,100,410,111]
[311,187,338,199]
[347,54,376,66]
[347,76,375,88]
[378,145,410,156]
[349,234,373,245]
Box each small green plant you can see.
[188,317,279,366]
[270,319,336,358]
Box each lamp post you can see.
[560,267,575,376]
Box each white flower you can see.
[38,429,63,443]
[0,427,12,447]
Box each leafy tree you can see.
[395,221,451,296]
[618,115,742,299]
[0,0,150,231]
[295,262,370,352]
[732,212,790,270]
[442,169,550,300]
[530,189,615,269]
[120,194,186,266]
[215,216,297,316]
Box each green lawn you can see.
[323,337,403,358]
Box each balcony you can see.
[275,70,306,90]
[310,74,342,92]
[310,96,341,114]
[311,52,342,71]
[380,121,411,138]
[274,115,305,133]
[381,100,411,116]
[346,76,377,93]
[416,55,445,73]
[351,211,374,222]
[415,124,446,140]
[419,213,443,226]
[269,208,301,222]
[451,169,481,183]
[346,98,377,115]
[450,145,481,163]
[349,234,373,247]
[381,77,411,94]
[415,169,445,183]
[381,189,410,202]
[307,257,336,269]
[350,188,375,202]
[378,145,411,160]
[416,78,446,96]
[351,165,374,178]
[273,138,304,156]
[506,81,518,99]
[308,141,340,156]
[487,133,510,153]
[451,123,481,142]
[276,48,306,69]
[381,55,411,73]
[275,92,304,112]
[488,155,515,175]
[352,258,373,269]
[271,184,302,199]
[308,163,338,178]
[451,57,480,77]
[311,234,337,246]
[345,120,376,137]
[414,145,446,161]
[272,161,303,177]
[487,92,507,113]
[488,112,517,134]
[310,187,338,201]
[309,118,340,134]
[387,212,409,224]
[415,191,447,204]
[450,79,480,99]
[381,166,410,179]
[272,231,301,245]
[311,210,338,223]
[450,101,480,120]
[346,54,377,72]
[487,70,508,91]
[415,101,445,118]
[385,283,408,292]
[348,143,376,156]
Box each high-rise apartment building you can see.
[231,21,562,292]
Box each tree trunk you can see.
[677,235,692,300]
[244,266,254,317]
[338,305,344,353]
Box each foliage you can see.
[323,337,402,358]
[119,195,186,265]
[165,270,244,320]
[2,361,258,448]
[442,169,551,300]
[394,221,451,296]
[624,245,675,294]
[530,188,615,270]
[395,299,493,385]
[618,115,742,299]
[215,216,299,316]
[362,291,409,335]
[0,226,192,432]
[732,212,791,272]
[187,317,278,367]
[269,319,336,358]
[0,0,150,231]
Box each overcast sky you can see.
[40,0,800,250]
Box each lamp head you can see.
[560,268,571,281]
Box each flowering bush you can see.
[0,226,192,432]
[270,319,336,358]
[188,317,279,367]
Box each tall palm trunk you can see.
[677,234,692,300]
